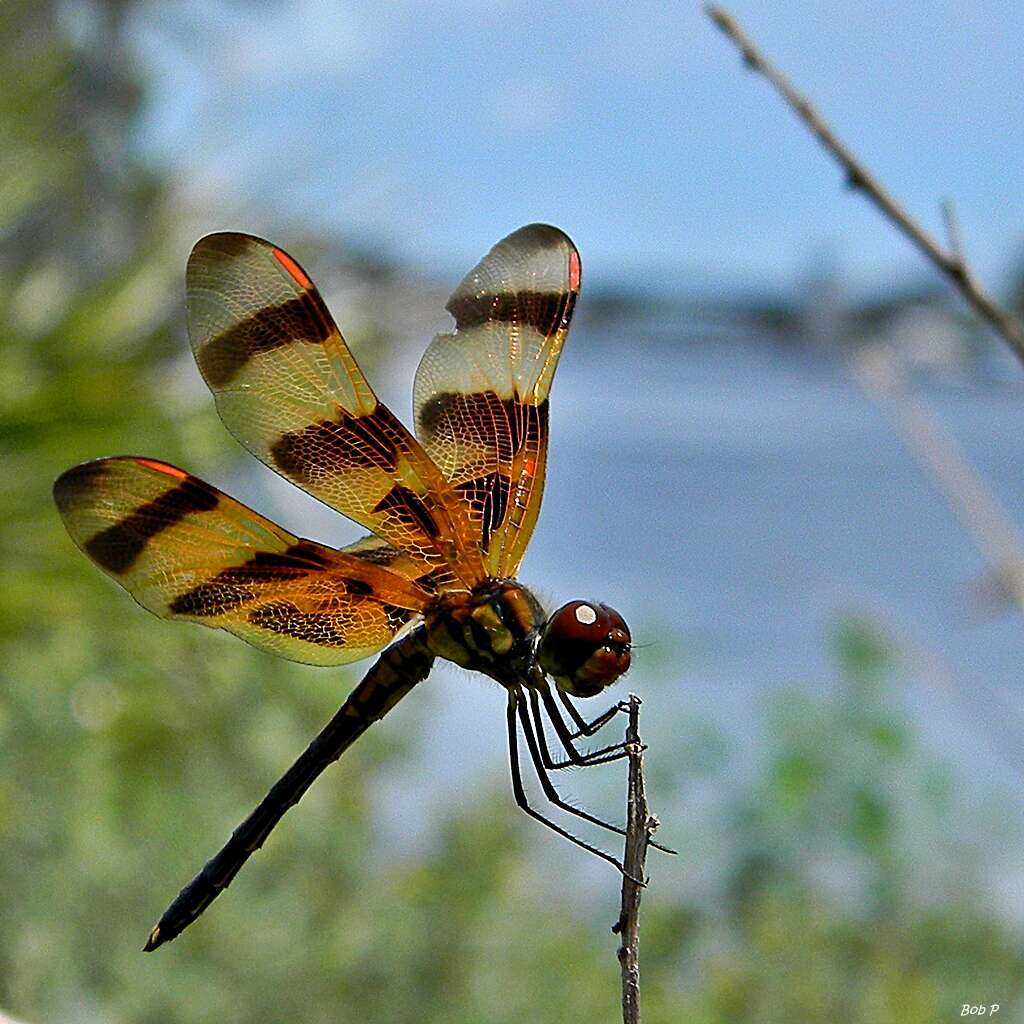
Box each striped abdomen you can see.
[144,628,434,951]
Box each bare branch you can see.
[940,198,965,269]
[705,5,1024,365]
[614,694,659,1024]
[851,346,1024,608]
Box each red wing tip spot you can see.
[134,459,188,480]
[569,251,581,290]
[272,248,312,289]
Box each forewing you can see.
[413,224,580,577]
[53,457,431,666]
[186,233,484,588]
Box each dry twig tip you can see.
[705,5,1024,364]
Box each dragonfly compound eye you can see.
[538,601,632,697]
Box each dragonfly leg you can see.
[517,693,635,840]
[505,692,641,883]
[526,689,621,769]
[525,687,562,768]
[528,689,677,857]
[536,686,627,766]
[557,688,622,739]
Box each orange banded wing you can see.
[336,534,449,598]
[185,233,485,589]
[53,457,432,666]
[413,224,580,578]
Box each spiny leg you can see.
[505,691,638,881]
[530,690,678,858]
[536,685,627,766]
[526,689,621,769]
[557,688,622,739]
[526,665,623,757]
[517,692,636,845]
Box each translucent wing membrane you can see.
[54,457,432,666]
[50,227,647,951]
[413,224,580,577]
[186,233,485,590]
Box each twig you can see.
[849,345,1024,761]
[851,346,1024,608]
[706,5,1024,366]
[614,694,658,1024]
[940,199,965,266]
[851,347,1024,570]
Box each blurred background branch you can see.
[851,347,1024,613]
[706,0,1024,656]
[706,5,1024,366]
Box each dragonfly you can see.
[54,224,664,952]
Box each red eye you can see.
[538,601,631,697]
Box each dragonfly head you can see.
[537,601,631,697]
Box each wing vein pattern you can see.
[54,457,432,665]
[413,224,580,577]
[186,233,485,590]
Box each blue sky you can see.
[132,1,1024,296]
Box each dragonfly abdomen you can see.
[144,628,434,951]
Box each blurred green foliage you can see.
[2,3,1023,1022]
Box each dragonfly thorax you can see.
[424,581,546,687]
